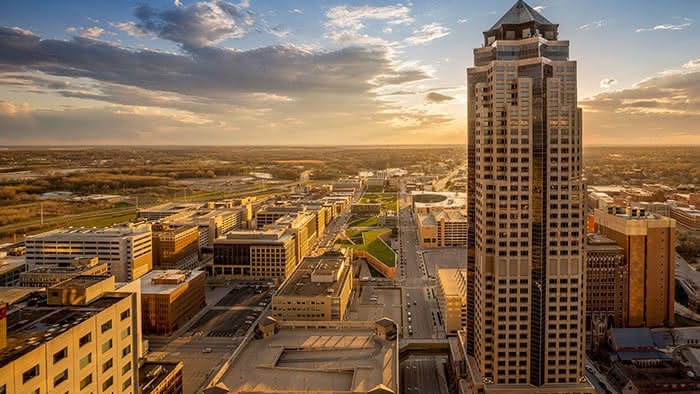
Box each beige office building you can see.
[466,1,591,391]
[272,249,353,321]
[212,228,297,278]
[25,223,153,282]
[0,275,140,394]
[594,208,675,327]
[436,268,468,336]
[417,209,469,248]
[20,256,109,288]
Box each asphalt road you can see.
[401,357,450,394]
[397,202,442,339]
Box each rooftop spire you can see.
[488,0,554,31]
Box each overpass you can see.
[399,338,450,362]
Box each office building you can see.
[585,233,627,349]
[594,208,675,327]
[670,206,700,231]
[466,1,591,391]
[412,191,467,214]
[151,223,200,270]
[0,275,140,394]
[0,257,26,287]
[169,208,242,250]
[417,209,469,248]
[267,211,318,262]
[436,268,468,336]
[20,256,109,288]
[25,223,153,282]
[211,228,297,278]
[272,249,353,321]
[140,270,206,335]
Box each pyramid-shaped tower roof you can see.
[489,0,554,31]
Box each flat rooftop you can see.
[0,287,42,305]
[277,254,350,298]
[23,262,107,274]
[27,223,151,239]
[0,292,131,367]
[217,228,292,243]
[0,256,27,274]
[140,270,205,295]
[51,275,112,289]
[585,233,623,250]
[219,322,397,393]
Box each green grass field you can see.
[351,228,395,267]
[360,193,398,212]
[348,215,378,228]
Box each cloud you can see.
[426,92,454,103]
[66,26,105,38]
[289,9,303,14]
[111,21,148,37]
[635,19,692,33]
[174,0,183,7]
[457,19,469,24]
[132,0,254,48]
[324,4,413,46]
[599,78,617,89]
[581,58,700,144]
[405,23,450,45]
[0,25,440,144]
[383,27,392,34]
[579,20,604,30]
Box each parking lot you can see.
[146,281,276,393]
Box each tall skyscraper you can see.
[466,1,592,391]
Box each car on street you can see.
[203,348,212,353]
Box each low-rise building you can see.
[670,206,700,231]
[272,249,353,321]
[138,361,184,394]
[151,223,200,270]
[417,209,468,248]
[140,270,206,335]
[350,203,381,215]
[212,228,297,278]
[213,319,398,393]
[25,223,153,282]
[0,257,27,287]
[19,256,109,288]
[436,269,467,336]
[0,275,140,394]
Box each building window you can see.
[122,344,131,358]
[80,353,92,369]
[53,369,68,387]
[122,361,132,375]
[22,364,40,383]
[120,309,130,321]
[103,358,113,372]
[122,377,132,391]
[80,374,92,390]
[53,347,68,364]
[79,333,92,347]
[121,326,131,339]
[102,376,114,391]
[102,339,113,353]
[101,320,112,333]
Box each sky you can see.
[0,0,698,146]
